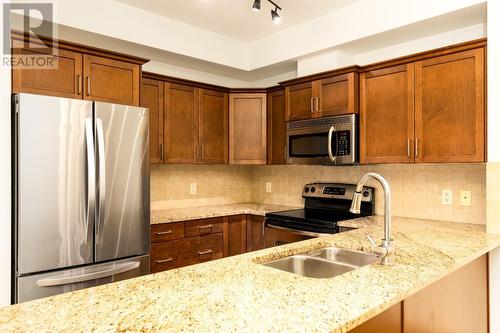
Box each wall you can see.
[487,0,500,331]
[0,0,12,306]
[151,163,486,225]
[150,165,252,211]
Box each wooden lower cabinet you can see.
[246,215,265,252]
[348,255,488,333]
[151,215,266,273]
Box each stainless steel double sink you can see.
[262,247,378,279]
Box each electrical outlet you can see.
[442,189,453,205]
[265,182,272,193]
[460,190,472,207]
[190,183,197,195]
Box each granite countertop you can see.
[151,203,300,224]
[2,216,500,332]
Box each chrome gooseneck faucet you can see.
[350,173,394,265]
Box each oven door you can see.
[287,114,358,165]
[263,219,327,248]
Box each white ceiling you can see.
[115,0,360,42]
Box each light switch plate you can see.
[265,182,272,193]
[442,189,453,205]
[460,190,472,206]
[190,183,197,195]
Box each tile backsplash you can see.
[150,164,252,210]
[151,163,486,224]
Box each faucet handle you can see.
[366,235,378,248]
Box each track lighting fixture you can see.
[251,0,282,24]
[252,0,261,11]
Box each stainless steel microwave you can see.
[286,114,358,166]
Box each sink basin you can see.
[263,255,356,278]
[262,248,378,278]
[307,247,379,267]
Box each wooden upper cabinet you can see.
[141,78,164,164]
[83,54,140,106]
[12,47,83,99]
[285,71,358,121]
[360,64,415,164]
[267,89,287,165]
[11,32,148,105]
[229,93,267,165]
[415,48,485,163]
[198,89,229,164]
[286,82,314,121]
[164,83,198,164]
[317,72,358,117]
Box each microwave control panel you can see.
[336,131,350,156]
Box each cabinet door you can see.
[83,54,140,106]
[286,82,314,121]
[229,93,267,164]
[348,303,402,333]
[316,72,358,117]
[246,215,265,252]
[141,78,164,164]
[267,89,287,165]
[223,215,247,257]
[403,255,487,333]
[12,47,83,99]
[415,48,485,162]
[360,64,415,164]
[164,83,198,164]
[198,89,228,164]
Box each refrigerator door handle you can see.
[35,261,140,287]
[84,118,96,245]
[96,118,106,245]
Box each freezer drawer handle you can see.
[198,249,213,256]
[155,258,174,264]
[155,231,172,236]
[36,262,140,287]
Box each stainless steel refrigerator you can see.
[12,93,150,303]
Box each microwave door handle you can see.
[327,125,337,162]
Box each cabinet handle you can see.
[159,143,164,160]
[195,145,198,160]
[86,76,91,96]
[407,139,411,157]
[77,75,82,95]
[200,145,204,160]
[155,230,172,236]
[310,97,314,113]
[415,138,419,158]
[315,97,320,112]
[155,258,173,264]
[198,224,213,233]
[198,249,213,256]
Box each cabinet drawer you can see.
[151,222,185,243]
[185,233,223,264]
[150,239,189,273]
[185,217,223,237]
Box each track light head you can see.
[271,7,281,24]
[252,0,261,11]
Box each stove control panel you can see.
[302,183,374,202]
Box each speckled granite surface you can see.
[150,203,300,224]
[2,216,500,332]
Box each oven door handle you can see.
[264,222,328,238]
[327,125,337,162]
